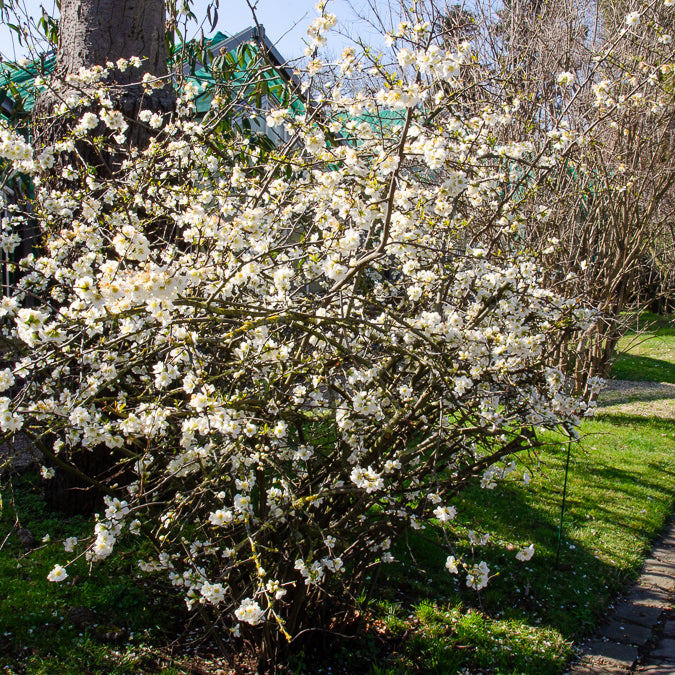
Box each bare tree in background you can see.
[413,0,675,391]
[497,0,675,388]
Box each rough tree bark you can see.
[56,0,169,83]
[33,0,176,153]
[32,0,176,513]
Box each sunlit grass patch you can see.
[612,312,675,382]
[368,601,569,675]
[365,413,675,674]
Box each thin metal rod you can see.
[556,439,573,566]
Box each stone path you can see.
[568,377,675,673]
[568,515,675,674]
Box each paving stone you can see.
[651,638,675,662]
[599,620,653,646]
[658,533,675,547]
[643,563,675,578]
[569,654,632,673]
[614,601,663,627]
[573,518,675,671]
[636,664,675,674]
[638,573,675,592]
[584,640,638,667]
[569,662,629,674]
[628,586,672,608]
[644,559,675,570]
[652,550,675,565]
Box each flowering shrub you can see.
[0,1,628,664]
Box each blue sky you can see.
[0,0,391,63]
[190,0,355,58]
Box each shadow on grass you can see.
[279,466,632,675]
[357,417,675,675]
[610,355,675,384]
[0,473,188,674]
[360,497,611,673]
[5,411,675,675]
[589,413,675,429]
[618,312,675,338]
[599,385,675,409]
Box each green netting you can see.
[0,31,303,119]
[0,53,55,117]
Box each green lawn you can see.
[356,414,675,674]
[4,412,674,674]
[611,313,675,382]
[349,312,675,674]
[0,475,187,674]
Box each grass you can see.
[611,312,675,382]
[342,311,675,674]
[357,414,675,674]
[1,312,674,674]
[0,474,193,674]
[2,432,674,675]
[6,415,675,674]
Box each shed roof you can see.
[0,26,300,119]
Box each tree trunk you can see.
[57,0,169,82]
[33,0,175,154]
[31,0,176,514]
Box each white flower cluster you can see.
[85,496,130,562]
[47,564,68,583]
[465,561,490,591]
[294,555,344,586]
[305,2,337,54]
[235,597,264,625]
